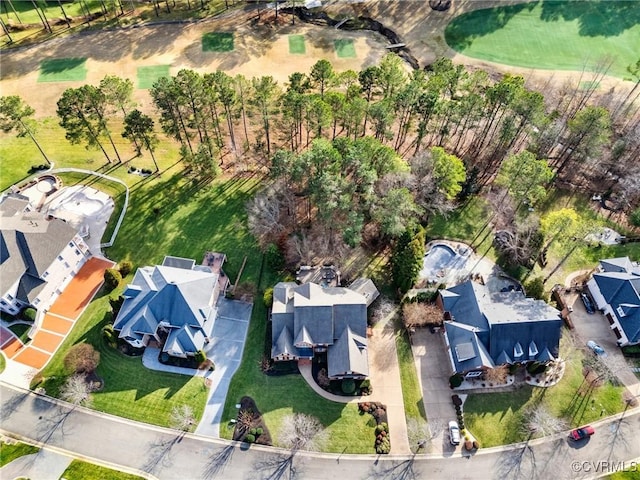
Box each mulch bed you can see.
[232,396,273,446]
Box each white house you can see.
[0,196,91,316]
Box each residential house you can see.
[587,257,640,346]
[270,279,379,380]
[438,280,562,376]
[0,196,91,316]
[113,255,229,358]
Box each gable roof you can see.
[1,196,80,301]
[328,327,369,378]
[271,279,378,377]
[114,258,218,355]
[590,258,640,344]
[441,280,561,372]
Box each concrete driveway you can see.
[196,298,253,438]
[411,328,458,454]
[564,291,640,397]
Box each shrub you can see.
[249,428,257,435]
[256,427,264,436]
[194,350,206,364]
[341,378,356,395]
[245,434,255,443]
[101,324,116,346]
[265,243,285,271]
[524,277,548,302]
[359,379,372,394]
[630,207,640,227]
[160,352,170,363]
[449,373,463,388]
[317,368,331,389]
[109,295,124,315]
[263,287,274,308]
[375,424,388,435]
[104,268,122,291]
[22,307,37,322]
[64,343,100,374]
[451,394,462,406]
[118,260,133,277]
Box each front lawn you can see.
[0,440,39,467]
[463,334,625,447]
[60,460,144,480]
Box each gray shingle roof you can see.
[328,327,369,378]
[114,258,218,355]
[440,280,561,372]
[1,196,79,302]
[590,258,640,344]
[271,279,378,378]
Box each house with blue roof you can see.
[270,279,379,380]
[113,255,229,358]
[437,280,562,376]
[587,257,640,346]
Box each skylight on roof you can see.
[455,342,476,362]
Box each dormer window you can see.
[528,341,538,357]
[514,342,523,358]
[617,306,625,317]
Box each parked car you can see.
[569,425,595,441]
[448,420,461,446]
[581,293,596,314]
[587,340,607,357]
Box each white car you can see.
[449,420,461,446]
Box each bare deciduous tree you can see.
[170,404,195,431]
[402,302,443,329]
[370,296,397,327]
[60,374,93,407]
[523,404,567,437]
[279,413,327,451]
[247,181,288,247]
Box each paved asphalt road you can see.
[1,383,639,480]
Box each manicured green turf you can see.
[0,353,5,374]
[0,440,39,467]
[60,460,144,480]
[288,35,306,54]
[463,335,625,447]
[137,65,171,89]
[38,58,87,82]
[8,324,31,344]
[202,32,234,52]
[445,2,640,79]
[334,39,356,58]
[0,0,103,26]
[395,328,427,421]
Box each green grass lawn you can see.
[445,2,640,79]
[137,65,171,89]
[0,440,39,467]
[60,460,144,480]
[38,58,88,82]
[464,335,625,447]
[8,323,31,344]
[202,32,234,52]
[395,328,426,422]
[334,39,356,58]
[288,35,306,54]
[0,353,5,374]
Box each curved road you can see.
[1,383,639,480]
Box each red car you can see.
[569,425,595,441]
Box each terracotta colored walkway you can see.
[5,257,114,370]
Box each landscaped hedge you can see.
[449,373,463,388]
[359,402,390,454]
